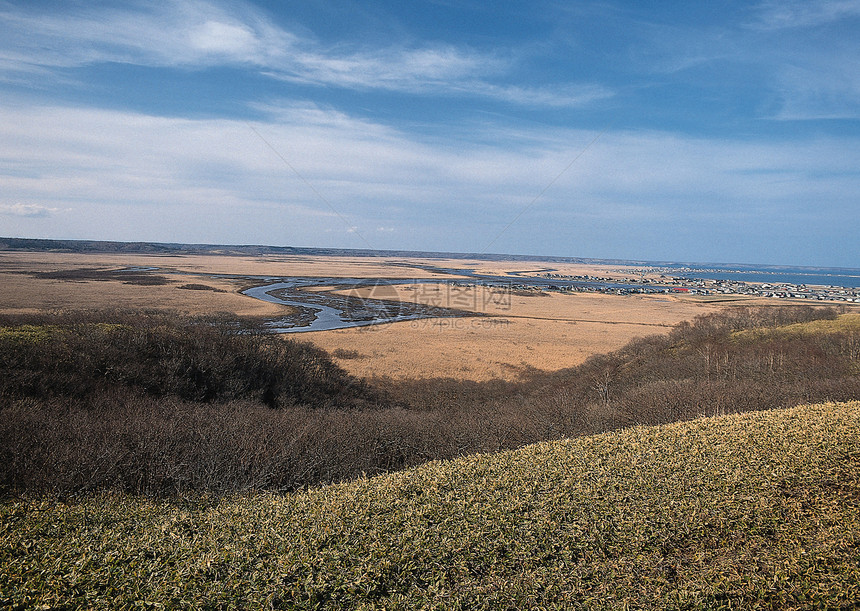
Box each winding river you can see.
[238,269,683,333]
[241,278,460,333]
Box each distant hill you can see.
[0,236,640,264]
[0,236,305,256]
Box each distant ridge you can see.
[4,237,856,276]
[0,236,640,265]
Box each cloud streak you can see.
[750,0,860,30]
[0,0,604,108]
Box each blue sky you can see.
[1,0,858,267]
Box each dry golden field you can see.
[312,283,722,379]
[0,250,760,380]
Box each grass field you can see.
[3,401,858,609]
[310,284,719,380]
[0,251,727,380]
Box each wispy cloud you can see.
[750,0,860,30]
[0,0,291,69]
[271,45,497,89]
[0,0,604,108]
[463,83,614,108]
[752,1,860,120]
[623,1,860,121]
[770,58,860,120]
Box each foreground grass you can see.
[3,402,860,609]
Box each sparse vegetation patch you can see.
[26,267,171,285]
[332,348,366,359]
[177,283,226,292]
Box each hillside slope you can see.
[3,401,859,609]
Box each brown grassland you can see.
[0,250,742,380]
[314,284,724,380]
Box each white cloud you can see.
[0,202,57,217]
[0,0,293,69]
[0,102,857,260]
[0,0,604,108]
[463,83,614,108]
[751,0,860,30]
[188,20,259,55]
[275,45,497,90]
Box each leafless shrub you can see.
[1,304,857,497]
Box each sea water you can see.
[667,264,860,288]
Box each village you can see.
[533,271,860,303]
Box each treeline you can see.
[1,305,858,496]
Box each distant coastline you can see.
[2,236,858,289]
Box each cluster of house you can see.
[534,272,860,303]
[684,278,860,302]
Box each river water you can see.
[241,278,460,333]
[239,261,860,333]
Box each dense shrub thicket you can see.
[0,310,378,409]
[1,305,858,496]
[538,304,860,428]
